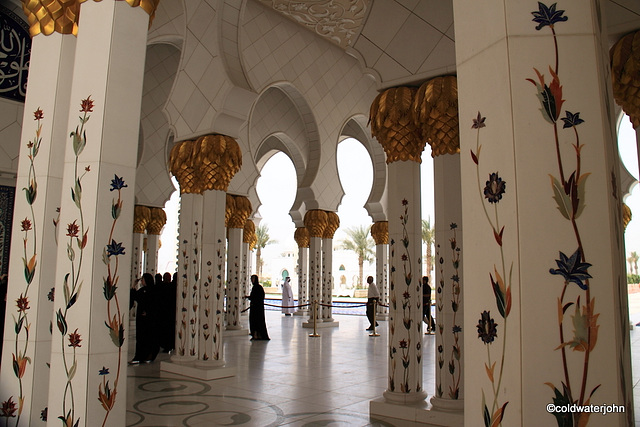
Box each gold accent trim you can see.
[323,211,340,239]
[303,209,328,238]
[146,207,167,235]
[623,202,632,230]
[133,205,151,234]
[413,76,460,157]
[611,30,640,128]
[294,227,310,248]
[370,87,424,163]
[370,221,388,245]
[22,0,80,37]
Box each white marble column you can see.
[455,1,632,425]
[0,25,76,424]
[197,189,227,366]
[226,195,251,331]
[303,210,326,328]
[369,87,428,417]
[294,227,309,316]
[164,134,240,380]
[171,192,202,362]
[432,152,463,412]
[321,211,339,325]
[371,221,389,317]
[144,207,166,275]
[46,2,151,425]
[241,219,255,313]
[131,206,150,282]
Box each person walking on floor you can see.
[365,275,380,331]
[281,276,294,316]
[247,274,270,340]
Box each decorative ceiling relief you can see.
[258,0,370,49]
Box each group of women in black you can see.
[130,272,177,364]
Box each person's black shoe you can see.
[366,327,374,330]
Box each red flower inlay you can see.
[33,108,44,120]
[21,218,32,231]
[66,221,79,237]
[80,96,94,113]
[16,295,30,312]
[68,329,82,348]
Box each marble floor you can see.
[126,310,430,426]
[127,307,640,427]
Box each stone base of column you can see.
[370,395,463,426]
[429,396,464,412]
[302,320,339,329]
[293,309,308,316]
[160,360,236,381]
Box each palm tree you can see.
[255,224,276,278]
[422,218,435,280]
[340,225,375,288]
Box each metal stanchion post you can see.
[309,300,320,337]
[370,300,380,337]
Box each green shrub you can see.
[627,274,640,284]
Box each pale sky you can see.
[158,116,639,273]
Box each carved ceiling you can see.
[257,0,371,49]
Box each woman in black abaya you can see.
[247,274,270,340]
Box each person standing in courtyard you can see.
[247,274,270,340]
[281,276,294,316]
[366,275,379,331]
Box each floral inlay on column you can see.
[526,3,600,426]
[98,174,128,426]
[434,223,462,399]
[56,96,94,427]
[470,111,511,426]
[1,107,45,427]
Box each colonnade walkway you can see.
[126,302,640,426]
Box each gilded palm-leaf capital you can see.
[413,76,460,157]
[294,227,310,248]
[228,195,252,229]
[169,140,201,194]
[243,219,256,244]
[623,202,632,230]
[22,0,80,36]
[323,211,340,239]
[304,210,328,238]
[369,86,424,164]
[146,207,167,235]
[133,205,151,233]
[611,30,640,127]
[193,134,242,192]
[371,221,389,245]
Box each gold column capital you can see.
[193,134,242,192]
[169,140,201,194]
[370,221,388,245]
[623,202,632,230]
[133,205,151,234]
[322,211,340,239]
[369,86,424,164]
[146,207,167,235]
[243,219,256,244]
[611,30,640,128]
[79,0,160,26]
[294,227,310,248]
[250,232,257,251]
[303,209,328,238]
[413,76,460,157]
[228,195,252,229]
[22,0,80,37]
